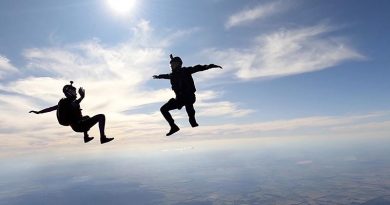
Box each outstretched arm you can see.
[188,64,223,74]
[208,64,223,69]
[153,74,171,79]
[29,105,58,114]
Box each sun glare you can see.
[106,0,136,15]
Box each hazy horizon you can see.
[1,0,390,204]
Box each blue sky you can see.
[1,0,390,155]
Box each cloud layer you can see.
[0,20,253,156]
[182,111,390,141]
[0,2,379,157]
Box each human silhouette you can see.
[29,81,114,144]
[153,54,222,136]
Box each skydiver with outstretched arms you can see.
[153,54,222,136]
[29,81,114,144]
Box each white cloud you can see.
[0,55,19,79]
[0,19,371,157]
[207,24,365,80]
[23,40,164,84]
[0,20,252,155]
[197,101,254,117]
[225,1,287,29]
[330,120,390,137]
[182,111,390,139]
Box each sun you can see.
[106,0,137,15]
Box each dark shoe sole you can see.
[84,137,94,143]
[101,138,114,144]
[191,123,199,127]
[166,127,180,136]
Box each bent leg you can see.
[184,94,198,127]
[160,98,179,127]
[78,114,105,136]
[88,114,114,144]
[89,114,106,137]
[71,115,111,143]
[160,98,181,136]
[185,104,198,127]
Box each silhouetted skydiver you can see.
[153,54,222,136]
[29,81,114,144]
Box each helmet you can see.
[169,54,182,65]
[62,81,76,98]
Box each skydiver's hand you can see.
[153,75,159,79]
[78,87,85,98]
[210,64,223,69]
[29,110,39,114]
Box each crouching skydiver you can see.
[153,54,223,136]
[29,81,114,144]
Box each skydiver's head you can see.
[169,54,182,71]
[63,81,77,99]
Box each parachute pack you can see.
[56,98,75,126]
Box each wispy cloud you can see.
[0,20,252,155]
[225,1,288,29]
[0,55,19,79]
[198,101,254,117]
[0,17,373,158]
[182,111,390,140]
[207,24,365,80]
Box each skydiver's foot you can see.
[100,136,114,144]
[189,118,199,127]
[166,125,180,136]
[84,136,94,143]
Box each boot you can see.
[166,124,180,136]
[189,117,199,127]
[101,135,114,144]
[84,134,94,143]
